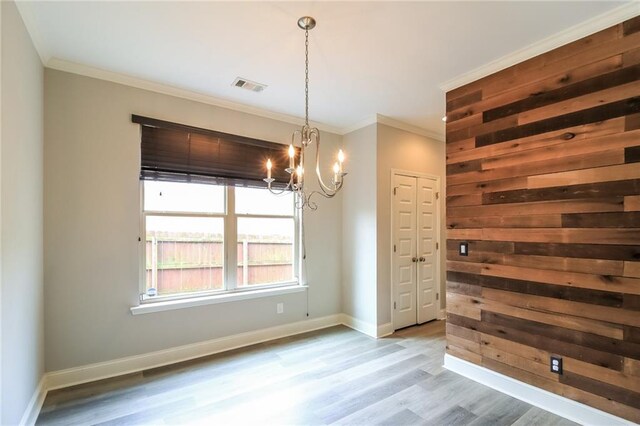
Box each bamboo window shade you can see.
[133,115,299,188]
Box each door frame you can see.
[390,169,442,330]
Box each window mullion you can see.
[226,186,238,290]
[139,182,147,298]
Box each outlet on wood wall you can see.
[445,15,640,422]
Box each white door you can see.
[392,174,417,330]
[392,174,439,330]
[417,178,438,324]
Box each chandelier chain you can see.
[304,28,309,127]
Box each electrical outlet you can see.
[459,242,469,256]
[277,302,284,314]
[550,355,563,374]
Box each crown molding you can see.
[439,2,640,92]
[376,114,445,142]
[341,114,445,142]
[45,58,345,135]
[45,58,445,140]
[15,1,50,65]
[340,115,379,135]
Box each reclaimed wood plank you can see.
[483,64,640,123]
[625,195,640,211]
[447,117,624,165]
[448,149,624,186]
[446,250,624,276]
[560,371,640,409]
[624,261,640,278]
[480,288,640,328]
[447,55,624,125]
[474,130,640,171]
[564,356,640,393]
[480,297,625,339]
[482,311,640,360]
[561,211,640,228]
[479,227,640,245]
[447,214,562,229]
[448,260,640,294]
[449,270,625,308]
[484,179,640,205]
[527,162,640,189]
[476,97,640,147]
[448,198,624,218]
[513,241,640,261]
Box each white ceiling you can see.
[17,1,633,138]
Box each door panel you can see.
[417,177,438,324]
[393,175,417,330]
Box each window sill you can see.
[130,285,307,316]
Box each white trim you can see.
[46,313,342,391]
[376,114,444,142]
[340,314,378,338]
[437,308,446,320]
[45,58,344,135]
[342,114,445,142]
[43,59,445,140]
[377,322,394,338]
[130,285,307,315]
[341,114,378,135]
[18,376,46,426]
[439,2,640,92]
[444,354,636,426]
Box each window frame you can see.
[139,181,301,304]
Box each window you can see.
[141,181,298,301]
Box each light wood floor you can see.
[37,321,576,425]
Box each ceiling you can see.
[16,1,632,138]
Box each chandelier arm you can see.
[266,178,295,195]
[308,129,340,196]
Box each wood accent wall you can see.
[445,16,640,422]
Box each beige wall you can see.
[44,69,342,371]
[341,124,378,327]
[1,1,44,423]
[376,124,445,326]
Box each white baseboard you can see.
[444,354,635,426]
[340,314,378,338]
[46,314,342,391]
[377,322,394,338]
[340,314,394,338]
[19,376,47,426]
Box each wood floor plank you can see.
[37,322,572,426]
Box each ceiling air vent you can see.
[232,77,267,93]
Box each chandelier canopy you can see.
[264,16,346,210]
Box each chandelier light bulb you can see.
[288,144,295,168]
[296,165,303,185]
[266,159,272,180]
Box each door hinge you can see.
[436,242,439,250]
[394,301,397,309]
[436,293,439,300]
[393,187,397,196]
[393,244,397,253]
[436,192,440,200]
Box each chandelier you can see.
[264,16,346,210]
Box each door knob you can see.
[419,257,425,262]
[412,257,418,262]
